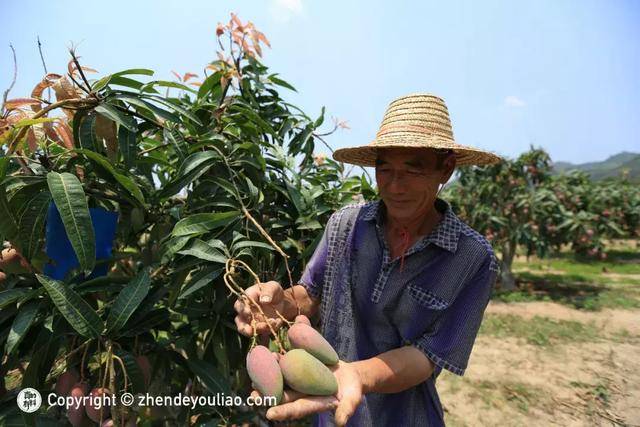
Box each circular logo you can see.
[17,388,42,413]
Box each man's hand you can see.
[254,361,364,427]
[234,281,286,337]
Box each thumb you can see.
[334,394,360,427]
[258,281,282,304]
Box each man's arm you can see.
[352,346,435,394]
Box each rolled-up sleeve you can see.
[413,255,497,376]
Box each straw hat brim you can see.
[332,134,502,167]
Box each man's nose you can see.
[387,172,407,193]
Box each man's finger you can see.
[234,315,253,336]
[266,396,338,421]
[257,281,282,303]
[233,299,244,313]
[334,394,360,427]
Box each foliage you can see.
[0,14,374,426]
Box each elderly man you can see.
[234,93,501,426]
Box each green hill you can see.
[552,152,640,182]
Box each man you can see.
[235,93,502,426]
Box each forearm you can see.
[282,284,320,320]
[351,346,435,394]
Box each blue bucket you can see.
[44,202,119,281]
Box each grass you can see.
[479,314,600,346]
[465,379,547,414]
[495,244,640,311]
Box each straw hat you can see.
[333,93,502,167]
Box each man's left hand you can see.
[253,360,364,426]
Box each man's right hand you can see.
[234,281,286,337]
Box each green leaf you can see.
[158,151,219,198]
[121,308,168,337]
[197,71,223,99]
[46,172,96,276]
[17,191,51,260]
[36,275,104,338]
[5,301,39,355]
[0,185,18,239]
[172,211,239,237]
[114,349,147,394]
[144,95,203,125]
[75,149,145,205]
[268,74,297,92]
[113,68,154,77]
[118,126,137,169]
[140,80,197,94]
[178,239,228,264]
[0,289,31,309]
[113,94,181,123]
[95,104,137,131]
[178,267,222,299]
[12,117,58,128]
[164,127,188,162]
[78,113,97,151]
[187,359,231,395]
[106,270,150,334]
[232,240,274,252]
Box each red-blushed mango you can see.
[136,355,151,388]
[55,370,79,396]
[246,345,283,404]
[279,349,338,396]
[294,314,311,326]
[287,323,339,365]
[85,387,112,422]
[67,382,89,427]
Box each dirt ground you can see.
[438,301,640,427]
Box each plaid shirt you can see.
[300,198,499,427]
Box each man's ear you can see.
[441,154,456,183]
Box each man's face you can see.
[375,148,454,221]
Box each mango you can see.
[55,370,79,396]
[85,387,111,422]
[136,355,151,388]
[287,323,339,365]
[246,345,283,404]
[279,349,338,396]
[67,382,89,427]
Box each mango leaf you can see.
[106,270,150,334]
[0,185,18,239]
[17,190,51,260]
[121,308,168,337]
[164,127,187,162]
[158,151,219,198]
[36,275,104,338]
[12,117,58,128]
[46,172,95,276]
[95,104,137,132]
[172,211,239,237]
[178,239,228,264]
[78,113,97,151]
[75,149,145,205]
[5,300,40,355]
[187,359,231,395]
[118,126,137,169]
[113,68,154,77]
[113,94,181,123]
[114,349,147,393]
[0,289,31,309]
[268,74,296,91]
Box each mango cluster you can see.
[246,315,339,404]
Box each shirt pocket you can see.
[390,280,453,342]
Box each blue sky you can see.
[1,0,638,164]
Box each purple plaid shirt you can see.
[299,198,499,427]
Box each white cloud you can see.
[270,0,303,23]
[504,96,526,108]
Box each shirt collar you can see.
[361,198,462,253]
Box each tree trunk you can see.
[499,240,517,291]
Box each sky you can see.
[1,0,639,165]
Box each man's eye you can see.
[407,169,423,176]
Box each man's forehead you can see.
[376,147,435,164]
